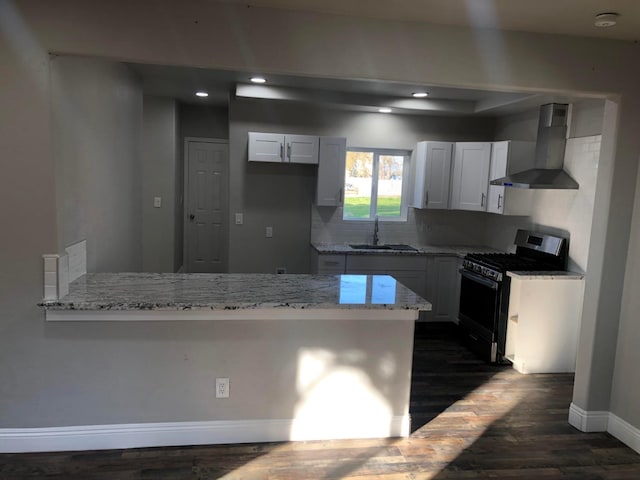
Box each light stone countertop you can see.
[507,271,585,280]
[311,242,502,257]
[40,273,432,312]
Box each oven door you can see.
[458,269,500,343]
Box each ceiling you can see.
[219,0,640,42]
[129,1,628,116]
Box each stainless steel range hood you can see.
[490,103,579,189]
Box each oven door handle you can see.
[460,269,499,290]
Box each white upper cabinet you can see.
[248,132,319,164]
[487,141,535,215]
[316,136,347,207]
[450,142,492,211]
[412,141,453,209]
[287,134,319,164]
[248,132,283,162]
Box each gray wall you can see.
[2,0,640,443]
[142,96,178,272]
[179,103,229,140]
[51,55,142,272]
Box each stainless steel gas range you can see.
[458,229,569,363]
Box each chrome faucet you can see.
[372,216,379,245]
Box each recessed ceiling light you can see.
[378,107,392,113]
[412,91,429,98]
[195,91,209,97]
[594,12,619,27]
[250,76,266,84]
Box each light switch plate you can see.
[153,197,162,208]
[266,226,273,238]
[235,213,243,225]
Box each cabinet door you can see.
[487,141,509,214]
[286,134,319,164]
[412,141,453,209]
[425,256,461,322]
[248,132,284,162]
[316,137,347,206]
[450,142,492,211]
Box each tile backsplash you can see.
[311,207,420,245]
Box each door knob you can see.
[189,214,195,221]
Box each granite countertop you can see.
[507,271,585,280]
[311,242,501,257]
[40,273,432,312]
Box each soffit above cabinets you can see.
[128,62,592,117]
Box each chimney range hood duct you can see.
[490,103,579,189]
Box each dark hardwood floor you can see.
[1,323,639,479]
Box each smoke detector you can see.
[594,13,619,27]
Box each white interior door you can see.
[186,139,229,273]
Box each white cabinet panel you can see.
[450,142,492,211]
[505,276,584,373]
[412,141,453,209]
[287,134,319,164]
[316,137,347,206]
[248,132,283,162]
[425,256,461,323]
[488,141,509,214]
[487,140,535,216]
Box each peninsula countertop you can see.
[40,272,431,313]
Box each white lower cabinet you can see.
[311,250,346,274]
[312,253,461,323]
[345,255,428,301]
[505,275,585,374]
[425,255,461,323]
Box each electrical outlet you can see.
[235,213,243,225]
[153,196,162,208]
[266,226,273,238]
[276,267,287,274]
[216,377,229,398]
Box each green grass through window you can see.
[344,196,401,219]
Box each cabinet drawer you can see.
[346,255,427,272]
[317,255,346,273]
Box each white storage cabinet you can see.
[316,137,347,206]
[248,132,319,164]
[487,141,535,215]
[450,142,492,212]
[505,274,585,374]
[412,141,454,210]
[345,255,428,302]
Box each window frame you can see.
[343,147,411,222]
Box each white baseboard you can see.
[0,415,410,453]
[608,413,640,455]
[569,403,640,455]
[568,403,609,432]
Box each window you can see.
[343,148,410,221]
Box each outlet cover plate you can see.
[216,377,229,398]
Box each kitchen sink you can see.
[349,243,418,252]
